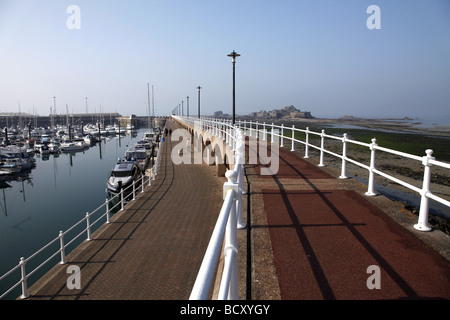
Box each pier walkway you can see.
[246,143,450,300]
[26,119,224,299]
[25,118,449,300]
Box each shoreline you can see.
[234,116,450,232]
[283,117,450,137]
[234,116,450,137]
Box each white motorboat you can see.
[60,141,85,152]
[83,134,97,145]
[125,144,151,172]
[0,158,22,173]
[106,159,142,194]
[0,146,36,168]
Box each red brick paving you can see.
[25,121,450,301]
[26,119,224,300]
[258,147,450,300]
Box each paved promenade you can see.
[25,118,449,300]
[246,143,450,300]
[27,119,224,299]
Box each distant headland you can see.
[212,105,314,120]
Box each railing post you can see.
[365,138,377,196]
[233,127,236,150]
[141,174,145,193]
[59,231,66,264]
[225,126,229,144]
[106,198,110,224]
[339,133,348,179]
[318,130,325,167]
[120,188,124,210]
[271,123,274,144]
[414,149,434,232]
[219,170,239,300]
[280,124,284,147]
[86,212,91,241]
[19,257,30,299]
[290,125,295,151]
[255,122,259,138]
[132,180,136,201]
[237,164,246,230]
[262,122,266,141]
[304,127,310,158]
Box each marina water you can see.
[0,129,146,299]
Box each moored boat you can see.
[60,141,85,152]
[106,159,142,194]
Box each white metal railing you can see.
[233,118,448,232]
[172,116,246,300]
[177,116,449,234]
[0,138,164,300]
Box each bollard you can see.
[414,149,434,231]
[365,138,377,196]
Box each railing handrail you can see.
[171,116,245,300]
[179,116,449,233]
[0,133,165,300]
[234,118,449,231]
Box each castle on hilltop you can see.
[212,105,314,120]
[247,105,313,119]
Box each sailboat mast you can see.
[147,83,151,129]
[152,85,154,127]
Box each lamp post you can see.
[227,50,240,125]
[197,86,202,119]
[187,96,189,117]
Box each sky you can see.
[0,0,449,119]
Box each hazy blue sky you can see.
[1,0,449,119]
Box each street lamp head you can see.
[227,50,240,63]
[197,86,202,90]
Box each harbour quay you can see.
[1,117,449,300]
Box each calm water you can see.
[0,129,146,299]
